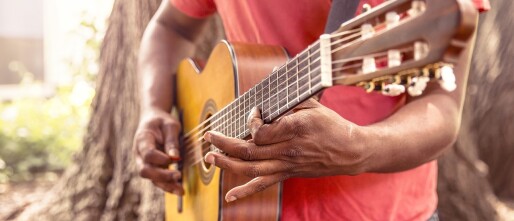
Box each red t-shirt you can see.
[169,0,489,220]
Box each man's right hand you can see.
[133,108,184,195]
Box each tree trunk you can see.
[12,0,223,220]
[437,1,514,220]
[469,0,514,200]
[9,0,513,220]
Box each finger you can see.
[135,131,174,166]
[161,119,181,160]
[204,131,277,160]
[225,173,289,202]
[142,148,175,167]
[139,164,182,183]
[251,99,321,145]
[247,107,264,139]
[153,181,185,195]
[204,152,290,177]
[251,115,298,145]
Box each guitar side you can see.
[166,41,288,221]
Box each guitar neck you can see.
[209,41,326,139]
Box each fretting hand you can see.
[203,99,371,202]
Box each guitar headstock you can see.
[323,0,477,96]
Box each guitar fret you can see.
[270,70,279,121]
[309,43,322,89]
[298,50,310,101]
[237,99,243,137]
[286,57,297,109]
[262,76,270,121]
[278,66,288,111]
[222,108,227,135]
[307,45,312,94]
[213,41,326,132]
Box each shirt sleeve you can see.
[170,0,217,18]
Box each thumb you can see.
[161,120,181,161]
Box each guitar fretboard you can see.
[209,41,325,139]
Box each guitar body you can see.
[165,41,288,221]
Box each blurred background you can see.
[0,0,513,221]
[0,0,111,215]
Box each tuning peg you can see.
[408,76,430,96]
[438,65,456,92]
[382,84,405,96]
[408,0,427,16]
[361,3,372,13]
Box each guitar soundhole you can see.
[199,100,217,185]
[201,117,213,170]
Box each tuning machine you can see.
[407,75,430,96]
[438,65,457,92]
[421,63,457,92]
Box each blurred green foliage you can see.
[0,12,104,183]
[0,84,94,183]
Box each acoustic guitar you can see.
[165,0,477,220]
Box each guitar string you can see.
[179,21,403,160]
[182,45,416,165]
[183,56,375,166]
[184,80,325,167]
[179,38,406,158]
[181,56,378,163]
[180,26,367,140]
[180,53,323,143]
[179,28,369,146]
[180,64,322,154]
[179,58,321,149]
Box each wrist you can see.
[348,125,379,175]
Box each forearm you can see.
[138,2,207,114]
[361,93,460,173]
[358,33,476,173]
[138,21,195,113]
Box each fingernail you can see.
[204,153,215,164]
[172,172,182,180]
[248,108,256,118]
[204,131,224,142]
[204,132,212,142]
[168,148,178,157]
[226,196,237,203]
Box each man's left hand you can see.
[203,99,371,203]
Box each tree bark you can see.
[9,0,513,221]
[12,0,223,220]
[469,0,514,200]
[437,1,514,220]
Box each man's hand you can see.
[203,99,370,202]
[133,108,184,195]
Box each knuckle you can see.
[139,165,150,179]
[283,146,303,158]
[238,146,253,161]
[216,157,230,169]
[163,119,181,131]
[142,150,154,163]
[252,131,265,144]
[254,181,268,193]
[245,165,261,178]
[164,172,176,182]
[292,118,307,135]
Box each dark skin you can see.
[135,1,475,202]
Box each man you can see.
[134,0,489,220]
